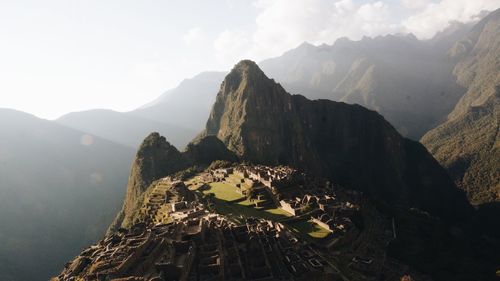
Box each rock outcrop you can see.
[110,133,187,230]
[202,60,472,221]
[110,133,237,230]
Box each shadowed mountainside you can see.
[0,108,134,281]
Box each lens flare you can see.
[80,134,94,146]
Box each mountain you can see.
[131,71,227,131]
[422,9,500,205]
[259,29,472,140]
[57,109,196,149]
[97,60,496,281]
[109,133,236,230]
[200,60,472,221]
[0,108,135,281]
[57,72,226,150]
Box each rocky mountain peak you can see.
[231,59,261,74]
[110,132,238,231]
[222,59,269,92]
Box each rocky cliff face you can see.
[422,9,500,205]
[110,133,237,230]
[203,60,472,221]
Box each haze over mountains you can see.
[57,109,196,149]
[1,7,500,281]
[131,71,227,131]
[259,25,470,140]
[58,71,226,150]
[258,10,499,205]
[0,109,134,281]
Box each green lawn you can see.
[210,197,291,224]
[204,182,245,201]
[288,219,332,239]
[196,175,325,239]
[237,198,266,206]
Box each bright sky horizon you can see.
[1,0,498,120]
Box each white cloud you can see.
[401,0,432,11]
[182,27,205,46]
[403,0,500,38]
[212,0,500,66]
[217,0,401,63]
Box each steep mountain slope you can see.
[0,109,134,281]
[201,60,472,221]
[131,71,226,131]
[422,9,500,205]
[110,133,236,230]
[260,29,471,140]
[57,109,195,149]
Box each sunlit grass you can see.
[204,181,244,201]
[210,197,290,223]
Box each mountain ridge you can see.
[422,8,500,205]
[259,29,469,140]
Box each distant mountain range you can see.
[131,71,227,131]
[257,11,499,205]
[259,29,469,140]
[57,71,226,150]
[57,109,196,149]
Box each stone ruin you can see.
[55,215,339,281]
[55,173,343,281]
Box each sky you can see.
[1,0,498,120]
